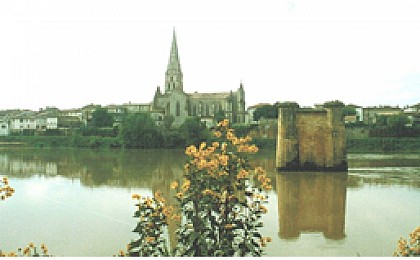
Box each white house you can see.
[0,117,9,136]
[9,112,37,133]
[47,117,58,129]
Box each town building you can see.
[122,102,151,114]
[362,106,402,125]
[0,117,9,136]
[9,111,37,134]
[404,103,420,126]
[36,107,59,131]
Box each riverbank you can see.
[1,135,419,152]
[347,137,420,153]
[0,135,121,149]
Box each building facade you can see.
[151,30,246,127]
[0,117,9,136]
[362,106,402,125]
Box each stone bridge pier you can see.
[276,101,348,172]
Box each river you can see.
[0,148,419,256]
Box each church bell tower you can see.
[165,29,183,93]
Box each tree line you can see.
[369,114,420,137]
[83,108,213,149]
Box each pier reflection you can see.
[277,172,347,240]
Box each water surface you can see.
[0,148,419,256]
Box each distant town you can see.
[0,101,419,137]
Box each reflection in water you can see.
[0,148,185,252]
[347,154,420,188]
[1,148,420,256]
[0,148,185,188]
[277,172,347,240]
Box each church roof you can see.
[248,103,271,109]
[187,92,232,100]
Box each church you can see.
[150,30,246,127]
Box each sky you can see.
[1,0,420,111]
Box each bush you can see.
[128,119,272,257]
[179,117,211,147]
[0,176,14,201]
[79,126,118,137]
[162,130,185,148]
[393,226,420,256]
[252,138,276,150]
[119,113,164,149]
[0,242,50,257]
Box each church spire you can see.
[165,28,183,93]
[169,28,180,70]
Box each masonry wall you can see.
[276,102,299,170]
[276,101,347,171]
[296,111,332,168]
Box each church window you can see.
[166,103,170,115]
[176,101,181,116]
[192,105,197,116]
[206,104,210,116]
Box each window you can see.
[166,103,171,115]
[176,101,181,117]
[192,105,197,116]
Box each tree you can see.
[162,115,175,131]
[179,117,210,146]
[253,105,278,121]
[118,113,163,148]
[375,115,388,127]
[90,108,113,128]
[371,114,410,137]
[214,109,226,123]
[388,114,409,129]
[388,114,409,136]
[343,106,357,116]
